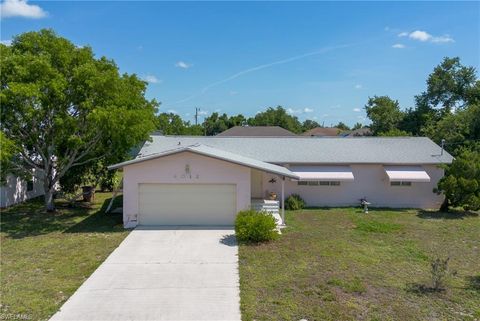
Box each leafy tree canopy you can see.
[0,29,157,210]
[364,96,404,135]
[435,146,480,211]
[249,106,303,133]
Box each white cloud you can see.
[398,30,455,44]
[287,108,302,115]
[354,84,362,89]
[431,35,454,43]
[175,61,192,69]
[0,0,47,18]
[198,110,208,116]
[287,107,314,115]
[392,43,405,49]
[142,75,161,84]
[409,30,432,42]
[167,109,178,114]
[229,90,238,96]
[353,108,361,112]
[214,108,222,112]
[0,39,12,46]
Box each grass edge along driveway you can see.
[1,193,129,321]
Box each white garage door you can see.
[138,183,237,226]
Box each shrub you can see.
[235,210,278,243]
[431,257,450,291]
[285,194,305,210]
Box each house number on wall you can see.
[173,164,200,180]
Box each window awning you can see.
[384,166,430,182]
[290,166,354,181]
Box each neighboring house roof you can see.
[129,136,453,165]
[108,143,299,179]
[346,127,372,137]
[216,126,297,137]
[302,127,342,137]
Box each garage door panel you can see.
[138,184,236,226]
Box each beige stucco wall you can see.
[0,170,45,208]
[262,164,445,209]
[122,151,251,227]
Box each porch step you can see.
[251,199,280,215]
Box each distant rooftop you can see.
[303,127,343,137]
[217,126,297,137]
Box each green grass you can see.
[239,207,480,321]
[0,192,129,321]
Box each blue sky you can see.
[1,1,479,126]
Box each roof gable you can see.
[109,144,299,178]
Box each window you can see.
[390,181,412,186]
[27,179,34,191]
[297,181,341,186]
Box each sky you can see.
[1,1,479,126]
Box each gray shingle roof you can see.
[135,136,453,165]
[216,126,297,137]
[109,143,299,178]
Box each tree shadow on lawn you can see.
[417,209,478,220]
[406,283,447,296]
[465,275,480,293]
[0,196,124,239]
[302,206,413,214]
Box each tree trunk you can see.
[439,198,449,212]
[42,167,56,212]
[44,189,55,212]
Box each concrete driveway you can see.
[50,227,241,321]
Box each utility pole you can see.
[194,107,200,125]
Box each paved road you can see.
[50,226,241,321]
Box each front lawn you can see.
[239,208,480,321]
[0,193,129,321]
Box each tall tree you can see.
[302,119,321,131]
[0,29,157,211]
[352,122,363,130]
[334,122,350,131]
[364,96,404,135]
[421,57,477,113]
[249,106,303,133]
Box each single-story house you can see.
[0,170,44,208]
[108,136,453,228]
[217,125,297,136]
